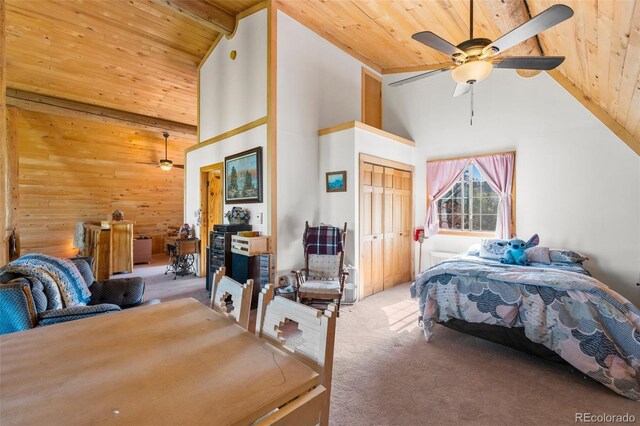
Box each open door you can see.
[362,68,382,129]
[200,163,223,275]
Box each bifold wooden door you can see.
[361,163,384,298]
[360,160,412,298]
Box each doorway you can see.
[199,162,223,275]
[361,67,382,129]
[359,154,413,299]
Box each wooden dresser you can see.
[82,221,134,280]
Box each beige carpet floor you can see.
[114,254,210,305]
[329,283,638,426]
[116,260,638,424]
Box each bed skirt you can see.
[439,319,567,364]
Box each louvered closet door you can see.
[361,163,385,297]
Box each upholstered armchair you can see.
[0,256,155,335]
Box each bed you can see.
[410,253,640,400]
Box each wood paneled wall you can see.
[14,108,195,258]
[1,0,7,266]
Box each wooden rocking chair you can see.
[293,222,348,314]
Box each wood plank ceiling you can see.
[276,0,640,148]
[5,1,640,146]
[5,0,260,127]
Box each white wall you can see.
[185,125,268,234]
[319,126,415,282]
[276,11,375,273]
[191,8,268,238]
[199,10,267,142]
[384,70,640,304]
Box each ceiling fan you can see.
[137,132,184,171]
[389,0,574,96]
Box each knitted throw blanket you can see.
[2,254,91,309]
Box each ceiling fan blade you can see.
[453,83,472,97]
[389,65,455,87]
[493,56,565,70]
[135,161,157,166]
[412,31,466,57]
[174,164,185,169]
[484,5,573,55]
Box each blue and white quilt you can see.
[410,256,640,400]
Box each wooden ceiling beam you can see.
[6,89,197,137]
[382,63,452,75]
[548,70,640,157]
[153,0,236,36]
[477,0,543,78]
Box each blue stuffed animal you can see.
[497,234,539,265]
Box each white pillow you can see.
[479,238,508,260]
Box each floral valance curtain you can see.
[425,152,515,239]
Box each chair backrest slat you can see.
[255,283,274,338]
[209,267,226,309]
[211,275,252,330]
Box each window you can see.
[425,151,514,238]
[436,163,499,233]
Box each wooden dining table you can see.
[0,298,320,425]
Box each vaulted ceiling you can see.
[276,0,640,152]
[5,0,261,127]
[5,0,640,151]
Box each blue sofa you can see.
[0,255,156,334]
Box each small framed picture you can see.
[326,171,347,192]
[225,147,263,204]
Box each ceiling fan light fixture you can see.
[159,159,174,171]
[451,60,493,84]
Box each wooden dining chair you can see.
[256,287,337,426]
[210,274,253,330]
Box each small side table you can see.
[165,238,200,279]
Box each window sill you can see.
[437,230,495,238]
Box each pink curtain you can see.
[425,158,471,236]
[474,153,515,239]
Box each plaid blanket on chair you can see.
[1,254,91,309]
[303,225,344,255]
